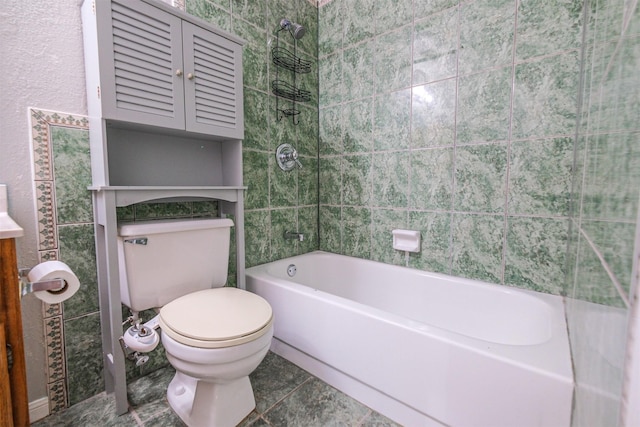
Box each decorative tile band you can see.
[42,302,62,319]
[39,250,62,319]
[30,109,88,253]
[44,315,65,384]
[29,108,88,413]
[46,380,67,414]
[30,113,53,181]
[30,110,88,182]
[34,181,57,250]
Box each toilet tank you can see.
[117,218,234,312]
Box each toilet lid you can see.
[159,288,272,347]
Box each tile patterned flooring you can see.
[33,351,400,426]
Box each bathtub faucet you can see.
[284,231,304,242]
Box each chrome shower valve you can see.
[276,143,303,171]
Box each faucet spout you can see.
[284,231,304,242]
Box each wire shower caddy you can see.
[271,22,312,124]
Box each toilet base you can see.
[167,371,255,427]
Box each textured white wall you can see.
[0,0,87,402]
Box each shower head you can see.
[280,18,306,40]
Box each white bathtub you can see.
[246,251,573,427]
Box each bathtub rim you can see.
[246,250,573,385]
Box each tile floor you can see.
[32,351,400,426]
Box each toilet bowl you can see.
[159,288,273,427]
[162,328,273,427]
[116,219,273,427]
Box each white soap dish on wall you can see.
[392,229,421,253]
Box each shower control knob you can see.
[276,143,303,171]
[283,149,298,162]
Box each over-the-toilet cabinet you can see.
[81,0,246,415]
[93,0,243,138]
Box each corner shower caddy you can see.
[81,0,246,416]
[271,20,312,124]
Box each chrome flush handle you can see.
[124,237,148,245]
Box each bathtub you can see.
[246,251,573,427]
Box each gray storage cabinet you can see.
[97,0,243,138]
[81,0,247,415]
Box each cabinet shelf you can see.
[88,185,247,207]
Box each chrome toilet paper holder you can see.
[18,267,66,298]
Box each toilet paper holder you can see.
[18,268,66,298]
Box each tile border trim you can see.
[29,108,89,413]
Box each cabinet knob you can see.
[175,69,183,77]
[187,73,195,80]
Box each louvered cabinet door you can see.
[102,0,186,129]
[182,22,244,139]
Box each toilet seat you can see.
[159,287,273,349]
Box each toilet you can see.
[117,218,273,427]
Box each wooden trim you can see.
[0,238,30,426]
[0,325,14,425]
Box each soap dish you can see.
[392,229,420,253]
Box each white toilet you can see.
[117,218,273,427]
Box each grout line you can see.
[449,2,462,274]
[317,204,573,219]
[500,0,521,286]
[337,0,345,257]
[260,376,315,418]
[574,0,598,273]
[318,27,581,71]
[259,415,276,426]
[130,407,144,426]
[403,0,418,267]
[597,0,639,89]
[569,218,584,298]
[565,0,592,297]
[363,1,377,261]
[355,409,374,426]
[578,224,631,307]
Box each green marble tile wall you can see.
[318,0,583,294]
[565,0,640,425]
[184,0,320,267]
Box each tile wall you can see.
[566,0,640,425]
[318,0,582,294]
[185,0,320,266]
